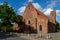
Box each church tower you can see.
[50,11,56,23]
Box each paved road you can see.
[0,32,60,40]
[0,32,28,40]
[0,37,28,40]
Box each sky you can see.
[0,0,60,23]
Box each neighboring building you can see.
[13,15,23,31]
[13,2,56,33]
[13,22,19,31]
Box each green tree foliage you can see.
[56,22,60,31]
[0,2,20,32]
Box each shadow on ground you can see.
[0,32,18,39]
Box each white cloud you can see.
[43,8,60,17]
[28,0,33,2]
[17,6,26,15]
[43,8,53,16]
[43,1,57,16]
[56,10,60,16]
[33,3,42,11]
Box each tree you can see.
[56,22,60,31]
[0,2,20,32]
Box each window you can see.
[28,20,30,24]
[40,25,42,31]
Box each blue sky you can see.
[0,0,60,23]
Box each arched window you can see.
[40,25,42,31]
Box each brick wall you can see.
[13,22,19,31]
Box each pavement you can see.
[0,32,60,40]
[0,32,28,40]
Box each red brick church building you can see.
[13,2,56,33]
